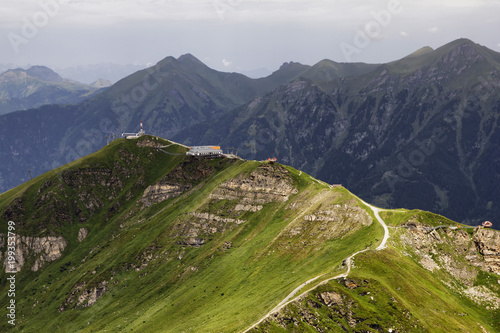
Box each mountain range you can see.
[0,38,498,226]
[175,38,500,225]
[0,66,110,115]
[0,135,499,332]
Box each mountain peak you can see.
[386,38,500,75]
[90,79,113,88]
[177,53,201,63]
[177,53,208,69]
[438,38,483,54]
[155,54,206,70]
[447,37,476,47]
[279,61,297,70]
[405,46,434,58]
[26,65,63,82]
[435,38,500,70]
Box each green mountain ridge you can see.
[0,136,499,332]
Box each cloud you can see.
[425,0,490,8]
[0,0,219,26]
[0,0,379,27]
[0,0,499,68]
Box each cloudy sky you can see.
[1,0,499,76]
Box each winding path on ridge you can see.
[242,198,391,332]
[360,199,390,251]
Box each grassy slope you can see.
[257,248,496,332]
[254,208,499,332]
[2,135,496,332]
[0,136,383,332]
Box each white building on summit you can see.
[122,121,146,139]
[187,146,223,156]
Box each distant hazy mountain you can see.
[90,79,113,89]
[175,38,500,225]
[240,67,272,78]
[0,66,103,115]
[54,63,149,84]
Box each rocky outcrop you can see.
[318,291,343,306]
[136,137,165,148]
[60,281,108,311]
[172,212,246,247]
[461,285,500,310]
[177,237,206,248]
[140,158,229,207]
[140,183,189,207]
[189,212,245,225]
[171,164,297,247]
[473,228,500,275]
[77,281,108,307]
[1,198,26,227]
[400,224,500,279]
[210,164,297,204]
[284,202,372,242]
[1,234,67,272]
[235,204,263,212]
[400,225,479,285]
[398,221,500,311]
[78,228,88,242]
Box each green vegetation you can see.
[0,135,498,332]
[0,136,382,332]
[380,210,457,227]
[256,248,496,332]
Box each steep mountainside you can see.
[0,66,102,115]
[175,38,500,225]
[0,136,498,332]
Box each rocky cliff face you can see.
[0,234,67,272]
[396,222,500,310]
[210,164,298,204]
[140,157,235,208]
[474,228,500,275]
[170,164,298,248]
